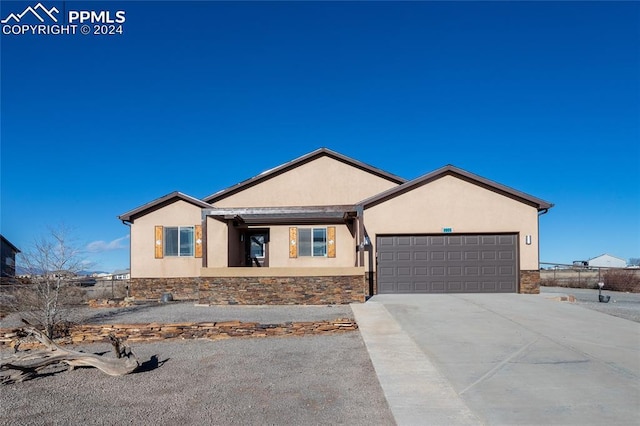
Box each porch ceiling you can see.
[204,205,359,225]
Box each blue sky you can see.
[1,1,638,272]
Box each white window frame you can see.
[164,226,195,257]
[298,227,327,257]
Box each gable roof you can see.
[588,254,626,262]
[203,147,406,204]
[118,191,212,223]
[1,235,20,253]
[360,165,554,211]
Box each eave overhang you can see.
[118,191,212,223]
[203,205,359,225]
[360,165,554,211]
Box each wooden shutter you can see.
[154,226,163,259]
[327,226,336,258]
[194,225,203,258]
[289,227,297,258]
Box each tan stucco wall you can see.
[364,175,540,271]
[130,200,203,278]
[212,156,399,207]
[206,223,357,269]
[206,217,228,268]
[269,224,356,267]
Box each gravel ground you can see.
[0,302,355,329]
[1,303,395,425]
[541,286,640,322]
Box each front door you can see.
[245,231,269,267]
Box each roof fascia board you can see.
[1,235,21,253]
[118,191,212,222]
[204,205,359,224]
[203,205,358,216]
[361,165,554,211]
[203,148,406,203]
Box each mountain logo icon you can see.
[1,3,59,24]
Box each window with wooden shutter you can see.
[289,227,297,258]
[154,226,163,259]
[195,225,203,258]
[327,226,336,258]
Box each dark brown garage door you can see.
[376,234,518,293]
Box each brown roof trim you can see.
[202,148,406,204]
[204,205,359,225]
[360,165,554,211]
[118,191,212,223]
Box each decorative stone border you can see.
[0,318,358,350]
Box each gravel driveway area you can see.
[541,286,640,322]
[1,303,395,425]
[1,302,355,329]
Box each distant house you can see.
[113,269,131,280]
[1,235,21,277]
[588,254,626,269]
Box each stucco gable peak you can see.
[118,191,211,223]
[202,147,406,203]
[360,165,554,211]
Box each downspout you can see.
[121,219,132,297]
[537,207,550,281]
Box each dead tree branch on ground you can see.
[1,322,139,384]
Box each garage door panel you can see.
[397,282,413,292]
[414,267,427,276]
[397,267,411,276]
[431,266,446,276]
[499,235,515,244]
[499,251,514,260]
[377,234,517,294]
[397,237,411,245]
[379,267,395,277]
[431,237,446,245]
[482,252,496,260]
[448,281,463,292]
[415,282,428,291]
[431,281,446,292]
[379,236,395,246]
[465,236,480,245]
[379,252,394,261]
[414,251,428,260]
[448,266,462,276]
[448,236,463,245]
[465,266,480,275]
[499,266,515,275]
[482,266,497,275]
[448,251,462,261]
[465,251,480,260]
[397,251,411,261]
[414,237,429,245]
[482,236,497,244]
[431,251,446,261]
[465,281,481,291]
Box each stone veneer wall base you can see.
[130,275,365,305]
[520,270,541,294]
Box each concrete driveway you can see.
[352,294,640,426]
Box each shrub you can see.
[603,270,640,293]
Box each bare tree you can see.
[14,226,88,338]
[629,258,640,267]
